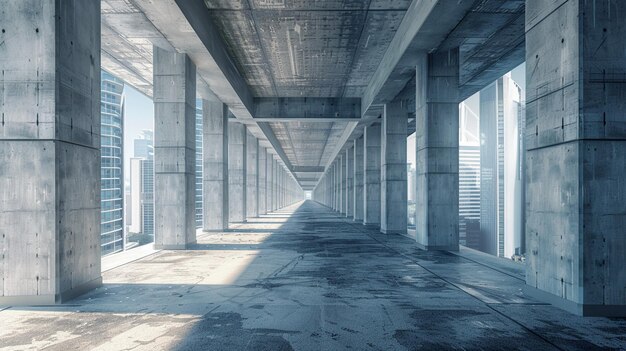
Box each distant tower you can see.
[458,97,481,249]
[129,131,154,240]
[100,71,125,256]
[480,74,525,258]
[195,99,203,228]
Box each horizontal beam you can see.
[254,97,360,121]
[292,166,325,173]
[361,0,473,114]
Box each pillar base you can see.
[155,241,197,250]
[416,243,459,252]
[524,285,626,317]
[380,228,407,235]
[0,277,102,306]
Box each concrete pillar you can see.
[415,49,459,251]
[380,101,408,234]
[353,137,365,222]
[345,147,354,218]
[258,147,267,215]
[524,0,626,316]
[246,131,258,218]
[268,156,274,212]
[228,122,246,222]
[202,98,228,231]
[153,46,197,249]
[0,0,102,304]
[364,124,382,225]
[339,155,345,214]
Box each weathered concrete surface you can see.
[415,50,460,251]
[153,47,197,250]
[353,137,365,222]
[258,147,267,215]
[202,98,229,231]
[2,201,625,350]
[524,0,626,316]
[0,0,102,304]
[345,147,354,218]
[380,101,408,234]
[246,131,258,218]
[228,122,247,223]
[363,123,381,225]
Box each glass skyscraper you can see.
[100,71,125,256]
[195,99,203,228]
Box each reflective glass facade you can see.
[101,71,125,256]
[195,99,203,228]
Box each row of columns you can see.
[313,0,626,316]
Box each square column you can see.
[339,156,345,214]
[246,131,258,218]
[228,122,247,223]
[524,0,626,316]
[353,137,365,222]
[258,147,267,215]
[380,101,408,234]
[345,147,354,218]
[202,98,228,231]
[415,49,460,251]
[265,152,274,212]
[364,123,382,225]
[153,46,197,249]
[0,0,102,304]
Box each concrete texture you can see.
[353,137,365,222]
[153,47,197,250]
[345,148,354,218]
[202,98,229,231]
[2,201,625,350]
[415,50,460,251]
[364,123,382,225]
[246,131,259,218]
[380,101,408,234]
[229,122,247,223]
[524,0,626,316]
[258,147,267,215]
[0,0,102,304]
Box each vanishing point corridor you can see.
[1,201,624,350]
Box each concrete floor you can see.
[1,201,625,350]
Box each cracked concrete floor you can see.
[1,201,625,350]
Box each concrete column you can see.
[154,46,196,249]
[246,131,258,218]
[228,122,246,222]
[339,156,345,214]
[258,147,267,215]
[364,124,382,225]
[345,147,354,218]
[415,49,459,251]
[0,0,101,304]
[265,152,274,212]
[202,99,228,231]
[524,0,626,316]
[380,100,408,234]
[353,137,365,222]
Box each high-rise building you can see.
[128,131,155,244]
[100,71,125,256]
[479,74,525,258]
[459,97,481,248]
[195,99,203,228]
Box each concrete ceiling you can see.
[100,0,527,191]
[202,0,410,188]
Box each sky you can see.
[123,84,154,187]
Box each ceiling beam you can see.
[292,166,325,173]
[253,97,361,122]
[361,0,474,114]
